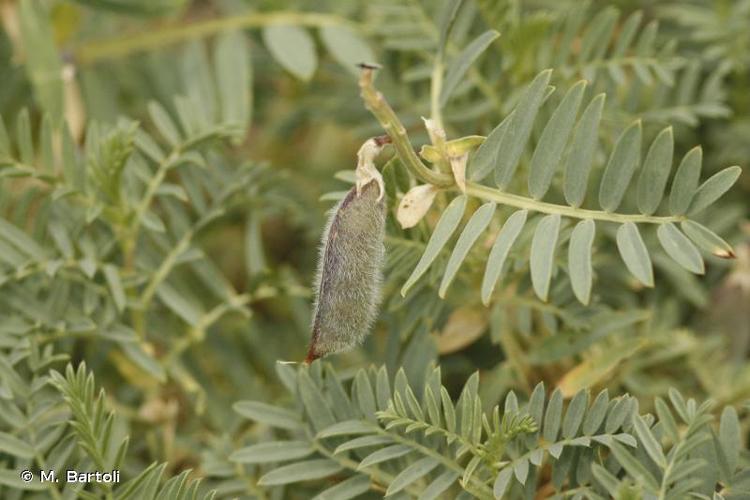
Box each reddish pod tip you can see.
[304,345,320,364]
[373,135,392,147]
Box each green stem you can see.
[122,150,179,338]
[469,66,503,111]
[175,296,251,353]
[195,294,251,332]
[381,429,494,499]
[464,182,686,224]
[409,0,502,115]
[427,60,453,175]
[359,67,453,187]
[27,405,109,500]
[310,439,424,497]
[361,418,494,498]
[430,59,445,131]
[360,66,685,226]
[233,462,268,500]
[379,410,483,458]
[74,12,358,65]
[139,229,193,309]
[131,151,179,237]
[32,452,63,500]
[658,462,672,500]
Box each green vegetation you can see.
[0,1,748,498]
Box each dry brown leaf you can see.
[63,63,86,142]
[435,307,488,354]
[557,340,643,397]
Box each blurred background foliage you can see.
[0,0,748,498]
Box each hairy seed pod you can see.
[305,180,386,362]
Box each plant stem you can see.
[409,0,503,114]
[139,229,193,309]
[131,151,179,237]
[359,67,685,226]
[358,67,453,187]
[121,150,179,339]
[310,439,425,497]
[362,419,494,498]
[464,182,686,224]
[431,59,445,131]
[233,462,268,500]
[74,12,357,65]
[32,452,63,500]
[383,430,494,499]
